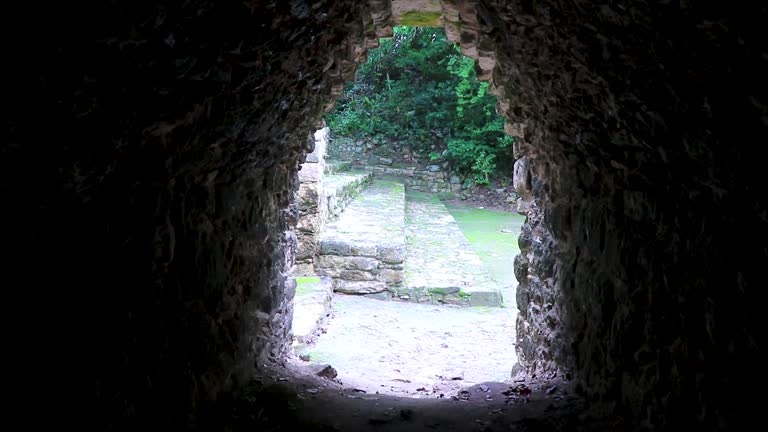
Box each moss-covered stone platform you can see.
[316,180,407,294]
[398,191,502,307]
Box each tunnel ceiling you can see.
[4,0,765,430]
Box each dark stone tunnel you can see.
[4,0,765,430]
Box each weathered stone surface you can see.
[298,162,324,183]
[306,127,329,164]
[320,268,378,281]
[376,244,406,264]
[319,238,353,256]
[296,168,373,275]
[295,127,336,275]
[298,183,321,210]
[11,0,765,429]
[323,160,352,175]
[323,170,374,219]
[7,1,397,426]
[349,243,378,257]
[334,280,388,294]
[512,157,530,197]
[317,180,406,293]
[316,255,379,272]
[328,136,456,193]
[379,269,405,284]
[292,277,334,347]
[312,364,338,380]
[402,191,502,307]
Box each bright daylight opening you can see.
[290,26,525,398]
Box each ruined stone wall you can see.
[471,1,766,429]
[512,156,559,379]
[295,127,330,276]
[329,136,455,192]
[4,1,394,427]
[4,0,766,429]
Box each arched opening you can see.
[6,0,763,430]
[290,25,523,396]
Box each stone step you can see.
[317,180,406,295]
[398,191,503,307]
[294,170,372,276]
[323,169,373,221]
[291,276,334,350]
[324,159,353,175]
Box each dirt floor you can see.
[213,199,614,431]
[296,294,517,397]
[223,364,605,432]
[294,199,526,398]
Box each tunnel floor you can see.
[232,362,602,432]
[297,293,518,397]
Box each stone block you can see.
[516,284,530,314]
[514,253,529,282]
[296,213,322,232]
[466,291,503,307]
[316,254,379,271]
[298,183,321,207]
[513,157,530,195]
[296,238,318,260]
[298,162,323,182]
[319,238,351,255]
[339,269,377,281]
[379,268,404,284]
[377,244,406,263]
[334,280,387,294]
[350,243,377,257]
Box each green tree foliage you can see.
[326,26,514,185]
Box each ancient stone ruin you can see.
[6,0,764,430]
[329,136,457,193]
[295,126,373,276]
[294,127,502,307]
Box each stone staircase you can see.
[323,168,374,221]
[311,175,502,307]
[291,129,503,351]
[317,180,406,295]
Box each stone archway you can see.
[5,1,764,429]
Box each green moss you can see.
[425,288,446,302]
[457,290,472,300]
[444,202,524,292]
[307,350,333,363]
[399,11,442,27]
[295,276,321,297]
[405,190,440,204]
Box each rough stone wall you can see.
[4,0,766,429]
[4,1,393,427]
[512,156,560,379]
[295,127,331,276]
[473,0,766,429]
[328,136,455,192]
